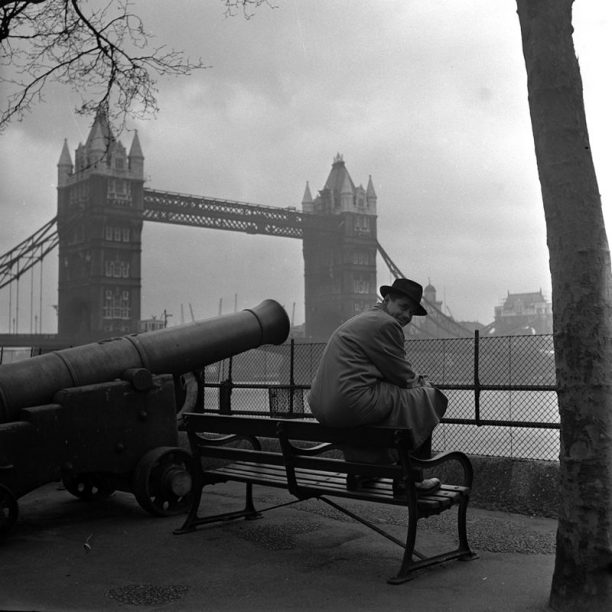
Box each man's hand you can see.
[417,374,431,387]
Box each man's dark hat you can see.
[379,278,427,316]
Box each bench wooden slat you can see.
[210,460,466,511]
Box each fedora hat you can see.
[379,278,427,316]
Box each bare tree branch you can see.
[222,0,276,19]
[0,0,208,134]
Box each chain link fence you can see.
[197,333,559,461]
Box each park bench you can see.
[174,413,477,584]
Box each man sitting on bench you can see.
[307,278,447,497]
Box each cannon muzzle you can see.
[0,299,289,422]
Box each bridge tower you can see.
[56,112,145,342]
[302,154,378,340]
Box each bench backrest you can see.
[181,412,417,449]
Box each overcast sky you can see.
[1,0,610,333]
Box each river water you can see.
[200,385,560,462]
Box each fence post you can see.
[219,356,233,415]
[474,330,480,423]
[289,338,295,415]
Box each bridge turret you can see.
[301,181,313,213]
[87,119,108,167]
[128,130,144,179]
[340,172,353,212]
[424,282,437,303]
[57,139,73,187]
[366,175,377,214]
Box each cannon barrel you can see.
[0,299,289,423]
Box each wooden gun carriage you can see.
[0,300,289,539]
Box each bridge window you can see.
[354,215,370,235]
[69,225,85,244]
[352,250,371,266]
[103,289,131,319]
[68,183,89,209]
[104,225,131,242]
[107,179,131,206]
[353,278,370,294]
[104,259,130,278]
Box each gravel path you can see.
[213,486,557,555]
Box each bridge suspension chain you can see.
[0,217,59,290]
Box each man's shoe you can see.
[414,477,441,494]
[393,477,441,500]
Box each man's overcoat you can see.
[307,305,447,450]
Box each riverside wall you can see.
[437,454,560,518]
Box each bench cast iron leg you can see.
[457,497,478,561]
[174,479,262,535]
[388,500,478,584]
[387,506,419,584]
[244,482,261,520]
[173,476,204,534]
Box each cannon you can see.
[0,299,289,538]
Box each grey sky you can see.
[0,0,610,331]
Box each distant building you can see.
[138,317,166,333]
[412,282,444,337]
[409,281,481,338]
[491,290,553,335]
[455,320,486,335]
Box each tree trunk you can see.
[516,0,612,609]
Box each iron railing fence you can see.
[0,335,558,460]
[198,332,560,462]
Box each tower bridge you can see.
[0,113,472,345]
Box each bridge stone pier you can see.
[54,114,379,342]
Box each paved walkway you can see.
[0,481,557,611]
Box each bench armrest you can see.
[410,450,473,488]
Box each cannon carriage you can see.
[0,299,289,539]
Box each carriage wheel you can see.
[62,472,115,501]
[132,447,193,517]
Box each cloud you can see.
[1,0,610,331]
